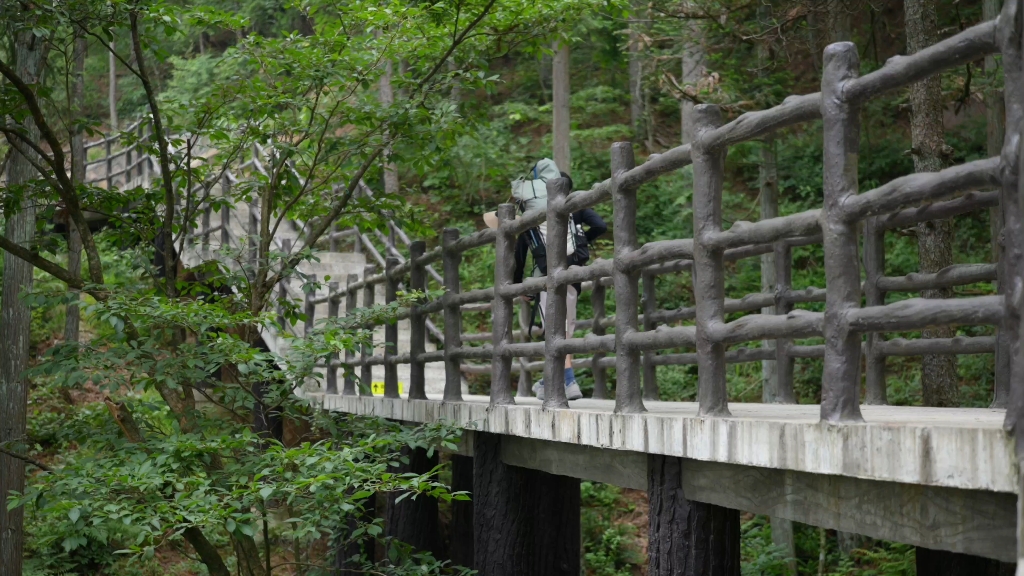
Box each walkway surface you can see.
[319,393,1014,494]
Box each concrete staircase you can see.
[176,173,458,397]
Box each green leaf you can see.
[68,507,81,523]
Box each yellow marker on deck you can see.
[370,381,403,395]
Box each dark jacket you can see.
[513,208,608,291]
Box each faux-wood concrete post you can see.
[326,281,340,394]
[201,204,211,256]
[304,274,316,337]
[611,142,645,414]
[820,42,864,423]
[343,273,359,396]
[384,257,400,398]
[863,217,887,405]
[491,204,517,405]
[590,282,609,399]
[220,176,230,249]
[772,240,796,403]
[442,228,464,401]
[409,241,428,400]
[642,271,659,400]
[473,432,580,576]
[1000,2,1024,568]
[1000,0,1023,423]
[105,137,113,190]
[691,104,730,417]
[648,455,740,575]
[361,264,377,396]
[543,178,572,409]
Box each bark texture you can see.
[385,445,441,558]
[628,1,645,142]
[473,433,580,576]
[758,2,779,403]
[680,16,705,145]
[648,455,740,576]
[0,30,43,576]
[984,0,1004,266]
[380,56,399,195]
[108,42,118,130]
[552,42,571,173]
[65,34,86,344]
[448,455,474,569]
[905,0,959,408]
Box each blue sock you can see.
[564,367,575,385]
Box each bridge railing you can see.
[79,6,1024,435]
[305,4,1024,433]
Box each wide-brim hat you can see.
[483,210,520,230]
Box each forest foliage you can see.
[0,0,1004,574]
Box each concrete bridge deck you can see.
[320,393,1017,562]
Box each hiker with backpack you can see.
[483,159,607,401]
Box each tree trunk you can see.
[984,0,1009,409]
[380,57,399,196]
[905,0,959,409]
[758,2,779,403]
[770,517,797,575]
[552,41,571,174]
[648,455,740,575]
[385,445,441,558]
[680,16,704,145]
[984,0,1004,266]
[65,34,87,344]
[0,30,44,576]
[109,42,118,131]
[628,2,644,143]
[807,10,822,72]
[827,1,851,43]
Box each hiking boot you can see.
[565,381,583,401]
[532,379,584,401]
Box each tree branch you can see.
[0,444,52,472]
[0,56,105,285]
[129,11,178,296]
[0,232,85,290]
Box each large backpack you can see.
[511,159,587,274]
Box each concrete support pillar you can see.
[914,547,1013,576]
[386,445,440,558]
[648,455,740,576]
[448,454,475,568]
[335,491,377,573]
[473,432,580,576]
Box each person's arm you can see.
[513,234,528,285]
[575,208,608,242]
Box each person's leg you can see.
[564,285,578,378]
[564,286,583,399]
[532,291,548,398]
